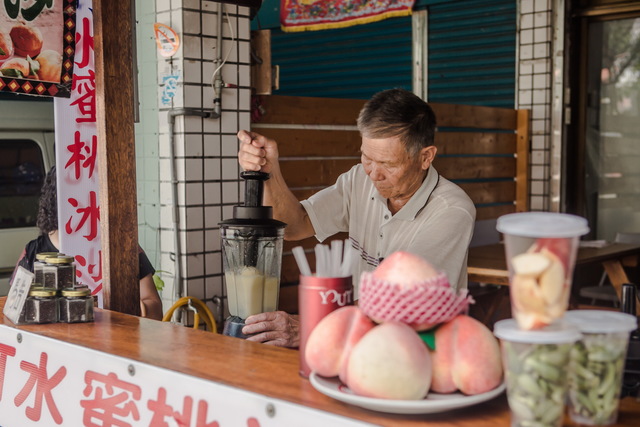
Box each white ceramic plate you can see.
[309,373,506,415]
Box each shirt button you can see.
[384,214,389,220]
[379,233,383,238]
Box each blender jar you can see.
[221,227,284,320]
[219,171,286,337]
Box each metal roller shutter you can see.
[424,0,516,107]
[270,17,413,100]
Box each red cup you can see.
[298,275,353,378]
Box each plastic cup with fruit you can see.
[496,212,589,330]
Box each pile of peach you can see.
[305,252,504,400]
[0,21,62,82]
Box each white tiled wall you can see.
[152,0,252,316]
[517,0,556,211]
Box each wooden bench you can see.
[250,95,530,314]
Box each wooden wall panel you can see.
[435,157,516,180]
[431,103,518,130]
[458,181,516,205]
[279,159,359,187]
[258,95,364,125]
[435,133,516,155]
[256,128,362,157]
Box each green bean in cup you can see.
[494,319,581,427]
[565,310,637,426]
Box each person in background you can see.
[13,166,163,320]
[236,88,476,347]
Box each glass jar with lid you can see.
[34,252,61,286]
[43,255,76,290]
[25,287,59,324]
[59,287,94,323]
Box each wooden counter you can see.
[1,297,639,426]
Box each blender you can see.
[219,171,286,338]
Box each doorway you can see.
[566,1,640,240]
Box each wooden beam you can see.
[515,109,530,212]
[93,0,140,315]
[250,30,272,95]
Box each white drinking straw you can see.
[315,244,325,277]
[323,244,332,276]
[331,240,343,277]
[340,240,354,277]
[292,246,312,277]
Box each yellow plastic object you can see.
[162,297,217,332]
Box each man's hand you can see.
[237,130,280,174]
[242,311,300,348]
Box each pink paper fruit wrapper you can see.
[358,271,473,331]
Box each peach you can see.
[538,248,566,304]
[36,50,62,82]
[10,22,43,58]
[346,321,432,400]
[509,245,568,330]
[304,306,375,383]
[430,315,502,395]
[0,28,13,61]
[373,251,440,286]
[530,237,572,272]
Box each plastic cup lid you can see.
[494,318,582,343]
[496,212,589,238]
[564,310,638,334]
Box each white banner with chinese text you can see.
[53,0,102,305]
[0,325,370,426]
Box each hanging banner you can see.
[0,0,76,97]
[53,0,102,306]
[280,0,414,32]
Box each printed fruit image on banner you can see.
[0,0,76,98]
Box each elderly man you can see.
[236,88,475,347]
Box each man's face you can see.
[360,136,432,201]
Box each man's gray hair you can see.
[357,88,437,157]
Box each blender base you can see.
[223,316,250,338]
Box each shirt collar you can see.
[373,166,439,221]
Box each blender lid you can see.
[219,216,286,229]
[219,206,286,229]
[219,170,287,230]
